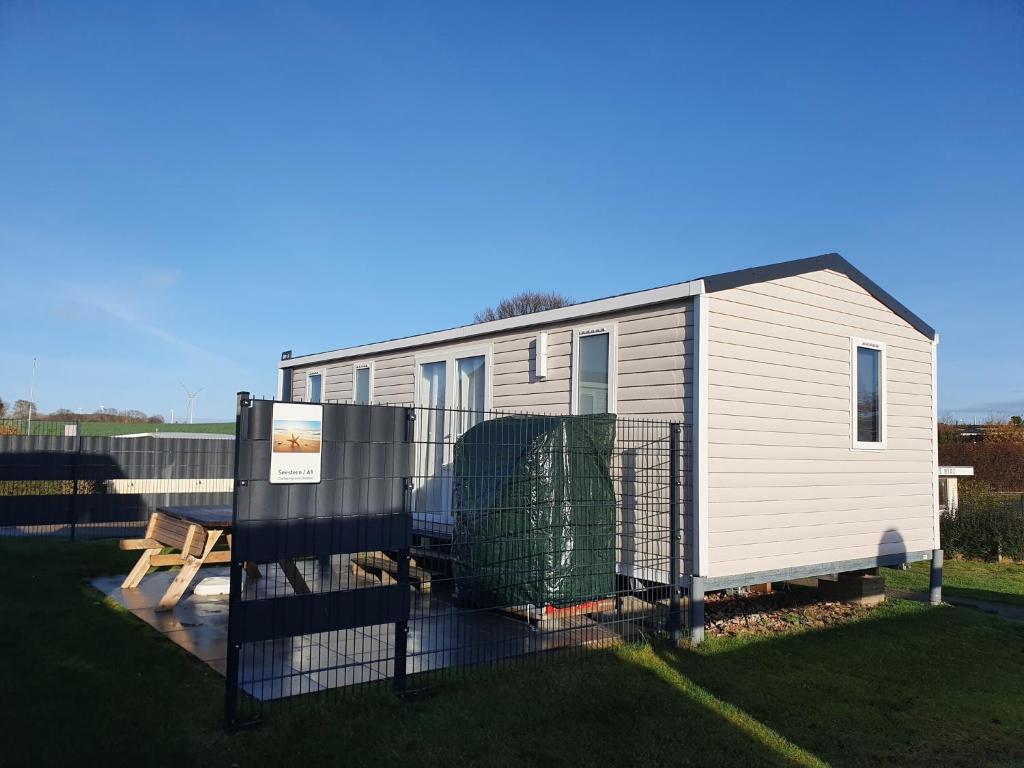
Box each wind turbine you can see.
[26,358,37,436]
[181,383,204,425]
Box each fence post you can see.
[394,477,413,696]
[668,423,682,643]
[224,391,250,732]
[67,434,81,541]
[394,406,416,696]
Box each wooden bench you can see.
[350,550,432,592]
[121,505,310,612]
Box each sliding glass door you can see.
[413,348,490,534]
[455,354,486,433]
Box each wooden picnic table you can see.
[120,505,310,611]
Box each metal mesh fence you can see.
[227,397,687,727]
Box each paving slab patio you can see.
[93,557,629,701]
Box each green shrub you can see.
[0,480,98,496]
[939,442,1024,491]
[941,480,1024,561]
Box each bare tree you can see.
[0,398,6,418]
[11,400,36,419]
[474,291,572,323]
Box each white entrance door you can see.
[413,348,490,535]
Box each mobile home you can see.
[276,253,941,631]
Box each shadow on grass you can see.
[643,600,1024,768]
[4,537,1024,767]
[0,535,823,767]
[240,644,824,767]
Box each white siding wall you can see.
[706,269,936,578]
[287,300,694,575]
[288,301,692,421]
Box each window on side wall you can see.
[573,325,617,415]
[354,363,373,405]
[851,338,886,450]
[307,371,323,404]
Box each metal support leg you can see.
[929,548,943,605]
[689,576,705,645]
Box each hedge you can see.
[942,481,1024,561]
[939,442,1024,492]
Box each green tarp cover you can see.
[452,414,617,608]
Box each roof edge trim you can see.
[702,252,936,340]
[280,278,703,368]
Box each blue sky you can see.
[1,1,1021,421]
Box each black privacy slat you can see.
[233,584,410,643]
[233,514,412,561]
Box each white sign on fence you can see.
[938,466,974,477]
[269,402,323,484]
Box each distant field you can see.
[78,422,235,436]
[1,419,235,437]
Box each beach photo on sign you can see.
[272,419,322,453]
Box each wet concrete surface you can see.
[93,559,634,701]
[93,568,232,673]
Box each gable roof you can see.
[281,252,935,368]
[702,252,936,340]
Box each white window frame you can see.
[413,343,494,413]
[850,337,887,451]
[571,323,618,415]
[410,343,494,524]
[352,361,375,405]
[305,369,324,404]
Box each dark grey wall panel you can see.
[0,435,235,534]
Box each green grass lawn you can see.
[884,559,1024,607]
[1,419,235,436]
[3,539,1023,767]
[77,421,235,436]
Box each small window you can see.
[851,338,885,449]
[354,364,372,405]
[307,372,323,404]
[573,326,616,415]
